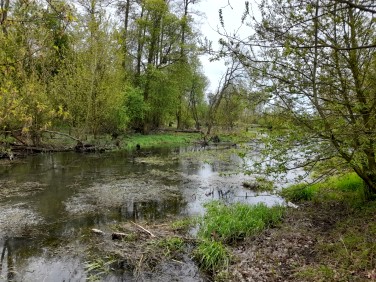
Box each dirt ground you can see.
[227,201,375,282]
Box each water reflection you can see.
[0,146,289,281]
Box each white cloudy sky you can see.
[194,0,250,92]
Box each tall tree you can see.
[220,0,376,196]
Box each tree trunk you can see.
[0,0,9,34]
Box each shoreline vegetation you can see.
[0,130,203,159]
[2,131,375,281]
[0,126,258,159]
[83,142,376,282]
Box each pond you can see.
[0,145,286,281]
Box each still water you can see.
[0,146,284,281]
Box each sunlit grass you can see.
[122,133,200,150]
[280,172,365,206]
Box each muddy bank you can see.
[86,220,206,281]
[226,201,372,281]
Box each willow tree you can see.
[0,0,74,145]
[220,0,376,196]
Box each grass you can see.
[194,239,230,274]
[170,217,197,233]
[85,256,118,281]
[194,201,285,276]
[280,172,376,281]
[280,172,365,206]
[242,177,274,192]
[121,133,200,150]
[198,201,284,243]
[295,201,376,281]
[155,236,185,257]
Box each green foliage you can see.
[281,173,365,206]
[0,0,207,142]
[124,86,147,127]
[194,201,284,275]
[194,239,230,274]
[171,217,197,232]
[122,132,199,150]
[243,177,274,192]
[198,201,284,243]
[280,183,317,202]
[156,237,185,257]
[223,0,376,196]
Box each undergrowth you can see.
[295,201,376,281]
[281,172,376,281]
[194,201,285,276]
[280,172,365,206]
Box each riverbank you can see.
[0,131,202,159]
[226,174,376,281]
[1,126,262,160]
[82,173,376,281]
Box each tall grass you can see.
[194,201,285,275]
[198,201,284,243]
[280,172,365,206]
[194,239,230,274]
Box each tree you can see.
[206,60,242,135]
[220,0,376,197]
[0,0,73,145]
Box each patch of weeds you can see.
[280,173,365,207]
[295,265,335,281]
[194,239,230,274]
[321,202,376,275]
[171,217,197,233]
[85,256,117,281]
[193,201,284,278]
[280,183,316,202]
[198,201,284,243]
[296,201,376,281]
[156,236,185,257]
[328,173,363,192]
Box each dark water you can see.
[0,146,284,281]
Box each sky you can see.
[194,0,249,92]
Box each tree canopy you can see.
[218,0,376,196]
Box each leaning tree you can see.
[219,0,376,197]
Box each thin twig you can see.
[131,221,156,238]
